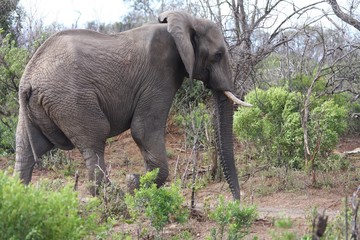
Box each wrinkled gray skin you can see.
[15,11,244,200]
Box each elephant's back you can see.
[20,29,143,137]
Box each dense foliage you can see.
[0,31,28,154]
[208,195,257,240]
[234,87,349,169]
[125,169,189,234]
[0,0,359,238]
[0,170,106,239]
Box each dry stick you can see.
[346,195,349,240]
[95,154,116,222]
[181,138,190,188]
[191,145,198,209]
[351,186,360,239]
[309,121,322,186]
[73,170,79,191]
[190,111,206,210]
[95,153,112,184]
[173,155,180,181]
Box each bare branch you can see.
[268,1,326,43]
[327,0,360,31]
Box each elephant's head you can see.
[159,11,251,200]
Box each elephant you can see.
[14,11,251,200]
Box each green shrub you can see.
[269,217,300,240]
[208,195,257,240]
[234,87,303,168]
[322,203,351,239]
[0,114,17,155]
[234,87,349,170]
[172,79,210,112]
[172,79,213,149]
[0,170,106,239]
[0,32,29,155]
[125,169,189,236]
[97,183,127,221]
[39,149,77,177]
[170,230,193,240]
[347,100,360,134]
[309,99,348,157]
[174,101,213,148]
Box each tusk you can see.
[224,91,253,107]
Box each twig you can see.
[181,140,190,187]
[347,195,349,240]
[73,170,79,191]
[191,145,198,209]
[351,186,360,239]
[95,153,112,184]
[173,155,180,181]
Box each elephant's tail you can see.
[18,81,74,151]
[19,82,32,107]
[18,82,41,163]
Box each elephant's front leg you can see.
[81,148,109,196]
[130,116,169,187]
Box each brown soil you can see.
[2,125,360,239]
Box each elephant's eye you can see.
[214,52,222,62]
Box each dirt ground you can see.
[3,124,360,239]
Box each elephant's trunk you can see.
[212,90,240,200]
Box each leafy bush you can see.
[97,183,127,221]
[269,217,302,240]
[172,79,210,112]
[0,170,106,239]
[347,100,360,134]
[174,102,213,147]
[234,87,303,168]
[39,149,78,177]
[322,203,351,239]
[234,87,349,169]
[309,99,348,157]
[0,31,29,155]
[125,169,189,236]
[170,230,193,240]
[208,195,257,240]
[0,114,17,155]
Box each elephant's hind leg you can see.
[56,102,111,196]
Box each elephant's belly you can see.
[107,119,132,138]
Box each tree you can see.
[324,0,360,97]
[233,87,348,174]
[121,0,186,28]
[327,0,360,31]
[197,0,326,97]
[0,0,23,42]
[0,31,28,153]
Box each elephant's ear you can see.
[158,11,195,80]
